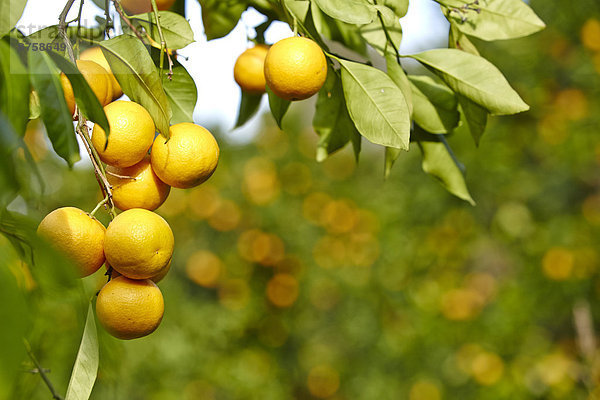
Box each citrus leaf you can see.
[313,0,376,25]
[384,146,402,178]
[46,51,110,136]
[266,86,290,130]
[235,91,263,128]
[458,94,488,145]
[359,5,402,56]
[0,0,27,37]
[440,0,545,41]
[385,53,412,116]
[339,59,410,150]
[0,39,30,137]
[162,59,197,124]
[283,0,310,23]
[449,23,479,55]
[408,75,459,134]
[313,69,360,161]
[198,0,247,40]
[383,0,408,18]
[409,48,529,115]
[64,303,99,400]
[415,128,475,205]
[100,35,171,138]
[130,11,194,49]
[27,50,80,167]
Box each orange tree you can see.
[0,0,546,398]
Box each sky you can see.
[17,0,449,145]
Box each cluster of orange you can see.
[234,36,327,101]
[40,66,220,339]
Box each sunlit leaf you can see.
[0,0,27,37]
[162,59,197,124]
[409,75,459,134]
[313,0,376,25]
[130,11,194,49]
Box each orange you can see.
[104,208,174,279]
[234,45,269,93]
[37,207,105,277]
[91,100,156,168]
[264,36,327,101]
[120,0,176,14]
[60,60,113,115]
[151,123,219,189]
[107,155,171,211]
[107,260,171,283]
[80,46,123,100]
[96,276,164,339]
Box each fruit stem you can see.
[58,0,117,219]
[150,0,174,80]
[89,196,109,217]
[24,339,64,400]
[112,0,146,42]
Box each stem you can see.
[58,0,117,219]
[150,0,173,80]
[89,196,108,217]
[104,0,112,38]
[24,340,64,400]
[112,0,145,42]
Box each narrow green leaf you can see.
[339,59,410,150]
[384,146,402,178]
[359,5,402,56]
[409,75,459,134]
[130,11,194,49]
[64,303,99,400]
[313,69,360,161]
[440,0,545,41]
[409,48,529,115]
[27,50,80,167]
[198,0,247,40]
[266,86,290,130]
[313,0,376,25]
[0,0,27,37]
[385,53,412,116]
[162,59,197,124]
[235,91,263,128]
[0,40,30,137]
[458,94,488,145]
[46,51,110,136]
[415,129,475,205]
[100,35,171,138]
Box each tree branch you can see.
[25,340,64,400]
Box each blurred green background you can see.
[3,1,600,399]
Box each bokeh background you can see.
[3,0,600,399]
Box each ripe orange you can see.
[96,276,164,340]
[151,123,219,189]
[107,259,171,283]
[234,45,270,93]
[264,37,327,101]
[91,100,155,168]
[37,207,105,277]
[80,46,123,100]
[104,208,174,279]
[60,60,113,115]
[107,155,171,211]
[120,0,176,14]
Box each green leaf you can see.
[440,0,545,41]
[283,0,310,23]
[130,11,194,49]
[162,59,197,124]
[100,35,171,138]
[0,40,30,137]
[339,59,410,150]
[449,23,479,55]
[0,0,27,37]
[266,86,290,130]
[29,90,40,120]
[27,50,80,167]
[409,48,529,115]
[359,5,402,56]
[383,0,408,18]
[46,51,110,136]
[64,303,99,400]
[415,128,475,205]
[409,75,459,134]
[458,94,488,145]
[235,91,263,128]
[384,146,402,178]
[313,69,361,161]
[313,0,376,25]
[198,0,247,40]
[385,53,412,116]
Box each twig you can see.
[24,340,64,400]
[58,0,117,219]
[112,0,145,42]
[106,170,136,179]
[150,0,173,79]
[104,0,112,38]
